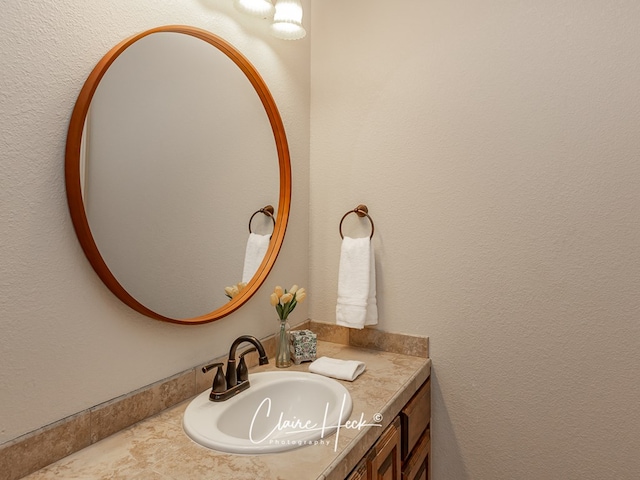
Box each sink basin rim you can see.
[182,371,353,454]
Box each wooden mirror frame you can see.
[65,26,291,325]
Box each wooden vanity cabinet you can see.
[346,377,431,480]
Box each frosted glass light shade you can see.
[271,0,306,40]
[234,0,275,18]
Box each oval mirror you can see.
[66,26,291,324]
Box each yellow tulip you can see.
[289,285,299,294]
[274,286,284,297]
[224,286,235,298]
[269,292,279,306]
[280,293,294,304]
[295,291,306,303]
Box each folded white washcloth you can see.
[308,356,366,382]
[241,233,270,283]
[336,236,378,329]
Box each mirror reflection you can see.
[66,27,291,323]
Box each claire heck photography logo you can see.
[248,392,383,451]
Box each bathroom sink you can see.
[183,371,353,454]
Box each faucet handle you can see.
[237,348,257,383]
[202,362,227,393]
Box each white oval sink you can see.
[183,371,353,454]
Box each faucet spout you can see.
[226,335,269,388]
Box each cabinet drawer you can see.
[400,379,431,460]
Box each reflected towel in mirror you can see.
[242,233,270,283]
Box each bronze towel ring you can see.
[339,204,375,239]
[249,205,276,234]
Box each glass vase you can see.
[275,318,291,368]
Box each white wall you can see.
[310,1,640,479]
[0,0,310,444]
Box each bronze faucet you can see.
[202,335,269,402]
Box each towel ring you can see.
[249,205,276,233]
[339,204,375,239]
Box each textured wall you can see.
[0,0,310,444]
[310,1,640,478]
[5,1,640,478]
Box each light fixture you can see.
[270,0,306,40]
[234,0,275,18]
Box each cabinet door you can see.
[346,457,368,480]
[402,428,430,480]
[368,417,401,480]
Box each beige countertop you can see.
[24,341,430,480]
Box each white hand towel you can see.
[308,356,366,382]
[241,233,270,283]
[336,236,378,329]
[365,241,378,326]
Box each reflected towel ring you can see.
[249,205,276,234]
[339,204,375,239]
